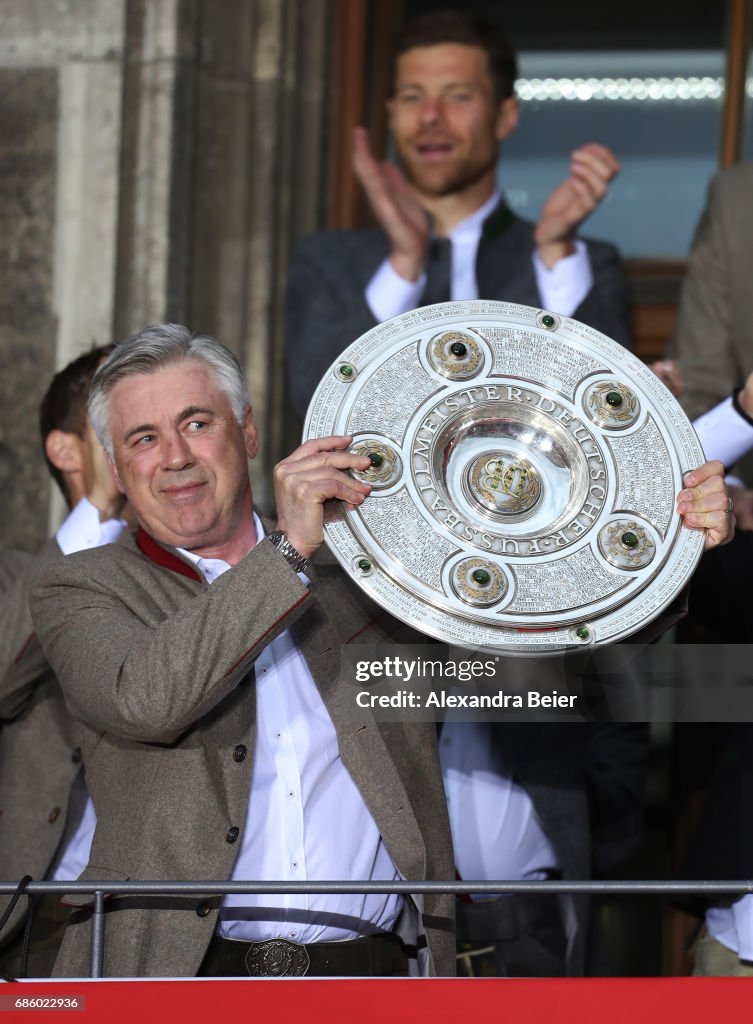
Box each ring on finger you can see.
[725,495,734,515]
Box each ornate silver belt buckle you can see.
[245,938,311,977]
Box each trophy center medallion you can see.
[466,451,542,519]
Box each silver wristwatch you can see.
[267,531,311,574]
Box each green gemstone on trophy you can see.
[471,568,491,586]
[576,626,590,640]
[339,363,354,378]
[449,341,467,358]
[357,558,371,573]
[621,531,639,548]
[605,390,623,407]
[541,314,555,328]
[368,452,384,468]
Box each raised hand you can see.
[273,436,372,558]
[677,460,734,550]
[85,421,128,521]
[353,126,431,281]
[650,359,685,397]
[534,143,621,268]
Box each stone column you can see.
[0,0,336,548]
[0,0,127,549]
[189,0,333,512]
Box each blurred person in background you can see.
[1,345,128,979]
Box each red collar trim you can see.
[135,527,203,583]
[14,634,35,664]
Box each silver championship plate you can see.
[303,301,706,655]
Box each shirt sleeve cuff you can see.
[532,239,593,318]
[693,394,753,467]
[56,497,127,555]
[365,258,426,322]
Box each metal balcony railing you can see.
[3,879,753,979]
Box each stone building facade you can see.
[0,0,334,549]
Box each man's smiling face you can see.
[108,359,259,559]
[388,42,517,200]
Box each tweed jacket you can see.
[0,546,82,943]
[284,200,631,419]
[1,548,45,706]
[30,527,455,978]
[667,162,753,423]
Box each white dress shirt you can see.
[51,497,126,882]
[440,721,558,893]
[365,190,593,323]
[707,899,753,961]
[179,515,402,943]
[56,496,127,556]
[693,394,753,469]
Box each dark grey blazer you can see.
[0,545,82,944]
[284,201,631,419]
[30,528,455,978]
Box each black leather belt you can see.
[198,932,409,977]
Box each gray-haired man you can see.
[31,322,455,979]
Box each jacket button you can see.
[71,747,83,764]
[225,826,240,843]
[196,901,211,917]
[48,807,60,823]
[232,744,247,763]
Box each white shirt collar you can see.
[177,512,264,584]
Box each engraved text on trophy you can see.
[409,384,609,556]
